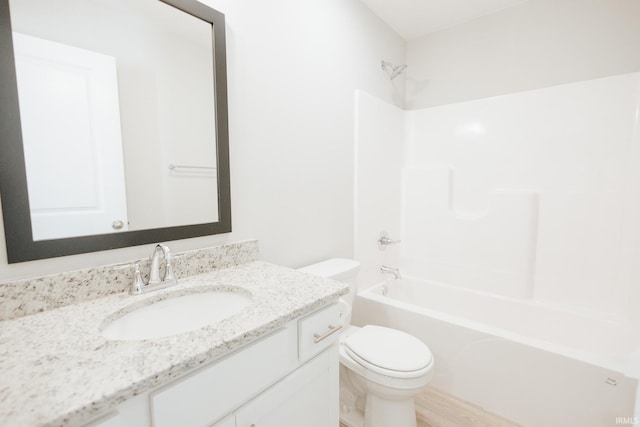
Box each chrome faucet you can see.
[380,265,402,280]
[130,244,178,295]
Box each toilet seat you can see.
[343,325,433,379]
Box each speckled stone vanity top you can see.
[0,258,348,427]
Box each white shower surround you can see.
[402,72,640,323]
[354,72,640,424]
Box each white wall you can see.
[405,0,640,109]
[0,0,406,280]
[204,0,405,269]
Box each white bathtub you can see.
[352,277,639,427]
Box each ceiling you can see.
[359,0,529,41]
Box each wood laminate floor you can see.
[339,386,520,427]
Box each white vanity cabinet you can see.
[88,302,342,427]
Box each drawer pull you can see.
[313,324,342,343]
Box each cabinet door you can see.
[235,345,339,427]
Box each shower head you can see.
[381,60,407,80]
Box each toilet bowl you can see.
[299,259,434,427]
[339,325,433,427]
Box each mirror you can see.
[0,0,231,263]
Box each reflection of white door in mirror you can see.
[13,33,128,241]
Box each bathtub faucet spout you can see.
[380,265,402,280]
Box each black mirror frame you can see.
[0,0,231,263]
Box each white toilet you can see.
[299,259,434,427]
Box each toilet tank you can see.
[298,258,360,308]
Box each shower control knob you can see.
[377,231,401,250]
[112,220,124,230]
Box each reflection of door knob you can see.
[112,220,124,230]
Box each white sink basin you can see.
[101,290,252,341]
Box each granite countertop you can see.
[0,260,349,427]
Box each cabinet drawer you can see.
[150,324,296,427]
[298,302,346,362]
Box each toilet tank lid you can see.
[298,258,360,280]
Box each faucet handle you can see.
[164,261,177,283]
[377,231,401,250]
[113,262,146,294]
[131,263,145,295]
